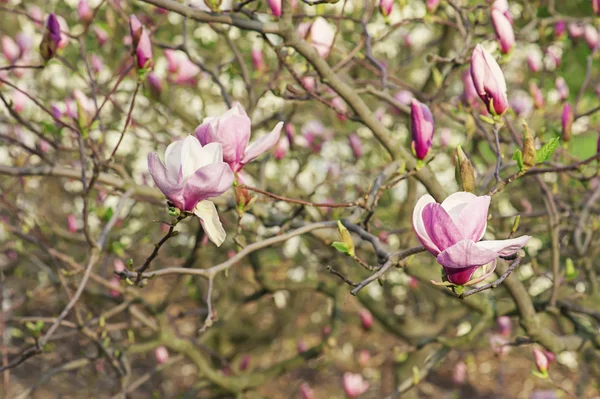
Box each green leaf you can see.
[331,241,350,254]
[565,258,578,280]
[536,137,560,163]
[512,150,524,172]
[102,207,114,223]
[479,114,496,125]
[432,67,443,89]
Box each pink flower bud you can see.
[453,361,467,385]
[410,99,434,160]
[527,53,542,73]
[109,276,121,297]
[114,258,126,273]
[568,23,585,39]
[300,383,314,399]
[39,139,51,153]
[129,15,143,48]
[380,0,393,16]
[67,214,78,233]
[348,134,363,159]
[409,276,418,289]
[285,123,295,145]
[297,340,308,354]
[562,103,573,142]
[239,354,251,370]
[15,33,32,59]
[93,26,108,47]
[532,346,549,374]
[491,9,515,54]
[332,97,348,121]
[274,137,289,160]
[343,372,369,398]
[91,54,103,75]
[489,334,510,357]
[594,0,600,16]
[154,346,169,364]
[545,46,561,69]
[394,89,413,107]
[12,89,27,113]
[496,316,512,337]
[554,20,566,38]
[135,28,153,70]
[78,0,93,24]
[358,350,371,367]
[470,45,509,115]
[148,72,163,98]
[555,77,569,101]
[584,25,599,50]
[251,48,265,72]
[301,76,316,91]
[40,13,62,61]
[358,309,373,330]
[2,36,20,63]
[529,81,545,109]
[267,0,282,16]
[29,6,44,27]
[427,0,441,13]
[322,325,332,337]
[544,350,556,364]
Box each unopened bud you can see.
[522,123,536,170]
[455,145,474,192]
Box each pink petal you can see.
[440,191,477,219]
[241,121,284,165]
[456,195,490,241]
[436,239,499,269]
[422,203,464,253]
[445,266,479,285]
[182,162,234,211]
[411,194,439,254]
[475,235,531,256]
[147,153,184,209]
[463,259,497,286]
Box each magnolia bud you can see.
[154,346,169,364]
[78,0,93,24]
[561,103,573,142]
[348,134,363,159]
[40,13,62,62]
[496,316,512,337]
[532,346,549,374]
[267,0,282,16]
[522,123,537,170]
[380,0,393,16]
[453,361,467,385]
[358,309,373,330]
[455,145,475,192]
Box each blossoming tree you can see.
[0,0,599,397]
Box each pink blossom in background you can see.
[114,259,126,273]
[394,90,413,107]
[274,137,289,160]
[554,20,566,38]
[109,276,121,297]
[461,69,479,108]
[497,316,512,337]
[297,17,335,58]
[410,99,434,160]
[413,192,530,285]
[12,89,27,113]
[164,49,201,85]
[147,72,163,98]
[93,26,109,47]
[299,383,314,399]
[266,0,282,16]
[510,91,533,116]
[147,135,234,246]
[555,77,569,101]
[527,53,542,73]
[67,214,78,233]
[15,33,33,59]
[39,139,51,153]
[285,122,295,146]
[584,25,599,50]
[135,28,153,69]
[491,9,515,53]
[427,0,441,13]
[489,334,510,357]
[332,96,348,120]
[453,360,467,385]
[470,45,509,115]
[301,76,316,91]
[342,372,369,398]
[297,340,308,353]
[2,36,20,63]
[358,350,371,367]
[529,81,545,109]
[91,54,103,75]
[239,354,251,370]
[195,102,283,173]
[29,5,44,26]
[532,346,549,374]
[251,48,265,72]
[358,309,373,330]
[154,346,169,364]
[78,0,93,23]
[348,134,363,159]
[380,0,393,16]
[491,0,512,23]
[439,128,451,147]
[567,23,585,39]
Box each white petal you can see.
[476,235,531,256]
[440,191,478,220]
[180,135,205,180]
[412,194,439,253]
[193,200,226,247]
[164,139,184,180]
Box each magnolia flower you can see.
[584,25,599,50]
[394,90,413,106]
[332,96,348,120]
[510,91,533,116]
[380,0,393,16]
[410,99,434,160]
[491,9,515,54]
[348,134,363,159]
[148,72,163,98]
[2,36,20,63]
[527,53,542,73]
[135,29,152,69]
[267,0,282,16]
[343,373,369,398]
[274,137,289,160]
[40,13,62,61]
[491,0,512,23]
[78,0,93,23]
[412,192,530,285]
[91,54,103,75]
[15,33,32,59]
[489,334,510,357]
[555,77,569,101]
[147,135,234,246]
[154,346,169,364]
[195,102,283,173]
[297,17,335,58]
[358,309,373,330]
[529,81,545,109]
[164,49,201,85]
[67,214,78,233]
[470,45,509,115]
[301,76,316,91]
[239,354,251,371]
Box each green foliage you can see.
[535,137,560,164]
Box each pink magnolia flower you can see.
[358,309,373,330]
[40,13,62,61]
[453,361,467,385]
[348,134,363,159]
[2,36,20,63]
[380,0,393,16]
[91,54,103,75]
[491,0,512,23]
[527,53,542,73]
[164,49,201,85]
[129,15,143,48]
[67,214,78,233]
[427,0,441,13]
[297,340,308,353]
[545,46,562,69]
[251,48,265,72]
[491,9,515,54]
[594,0,600,16]
[470,44,509,115]
[267,0,282,16]
[299,383,314,399]
[532,346,549,374]
[497,316,512,336]
[29,6,44,27]
[39,139,51,153]
[297,17,335,58]
[285,122,295,145]
[358,350,371,367]
[584,25,599,50]
[147,135,234,246]
[93,26,108,47]
[78,0,93,24]
[154,346,169,364]
[412,192,530,285]
[554,20,566,38]
[555,77,569,101]
[410,99,434,160]
[529,81,545,109]
[440,128,451,148]
[109,276,121,297]
[195,102,283,173]
[343,373,369,398]
[568,23,585,39]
